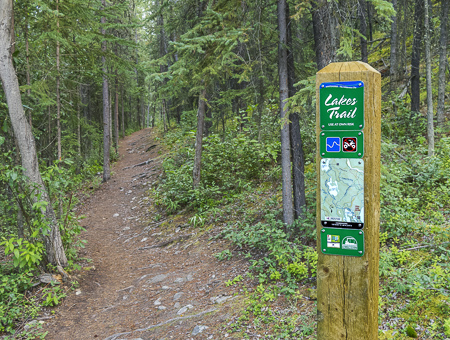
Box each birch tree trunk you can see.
[101,0,111,182]
[278,0,294,226]
[424,0,434,156]
[193,88,206,189]
[0,0,68,268]
[437,0,449,125]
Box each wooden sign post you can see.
[316,62,381,340]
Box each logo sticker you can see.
[327,235,340,248]
[343,137,357,152]
[326,137,340,152]
[342,236,358,250]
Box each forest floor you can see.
[43,128,261,340]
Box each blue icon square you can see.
[326,137,340,152]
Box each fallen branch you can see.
[138,235,192,250]
[145,144,158,152]
[122,159,153,170]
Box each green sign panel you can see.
[320,228,364,256]
[320,81,364,131]
[320,131,364,158]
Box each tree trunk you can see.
[0,0,68,268]
[286,2,306,225]
[359,0,368,63]
[25,8,31,126]
[56,0,61,161]
[101,0,110,182]
[437,0,449,125]
[401,0,407,76]
[115,72,119,153]
[424,0,434,156]
[77,85,81,156]
[48,105,52,166]
[411,0,424,113]
[193,88,206,189]
[162,99,167,132]
[278,0,294,226]
[389,0,398,90]
[312,0,337,70]
[205,92,212,136]
[121,84,125,138]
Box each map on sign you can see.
[320,158,364,228]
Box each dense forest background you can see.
[1,0,450,338]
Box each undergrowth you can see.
[0,147,105,337]
[153,98,450,338]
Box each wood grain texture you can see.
[316,62,381,340]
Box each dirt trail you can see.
[44,129,250,340]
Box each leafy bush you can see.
[380,139,450,238]
[156,129,280,212]
[219,212,317,294]
[0,271,37,333]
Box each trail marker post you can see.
[316,62,381,340]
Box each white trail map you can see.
[320,158,364,228]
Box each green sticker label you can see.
[320,228,364,256]
[320,81,364,131]
[320,131,364,158]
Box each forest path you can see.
[44,128,249,340]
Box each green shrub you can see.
[156,130,280,212]
[0,271,37,333]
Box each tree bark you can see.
[389,0,398,90]
[0,0,68,268]
[193,88,206,189]
[437,0,449,125]
[359,0,368,63]
[278,0,294,226]
[24,7,31,126]
[101,0,110,182]
[56,0,61,161]
[121,84,125,138]
[411,0,424,113]
[205,92,212,136]
[312,0,337,70]
[114,71,119,153]
[286,3,306,224]
[424,0,434,156]
[77,87,81,157]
